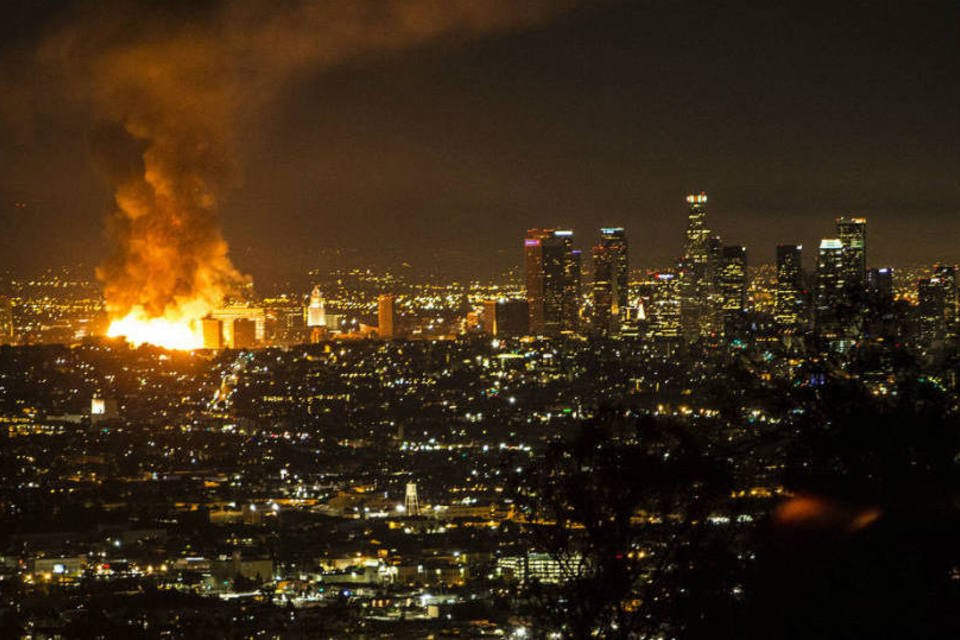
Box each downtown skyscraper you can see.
[775,244,805,332]
[815,238,846,343]
[525,229,581,335]
[678,193,713,341]
[592,227,629,335]
[717,245,747,336]
[837,216,867,291]
[815,217,868,350]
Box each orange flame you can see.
[106,305,203,350]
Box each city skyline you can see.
[0,1,958,282]
[0,3,958,637]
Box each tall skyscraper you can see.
[863,266,896,340]
[679,193,712,341]
[836,216,867,291]
[591,227,628,335]
[933,264,958,340]
[866,267,894,307]
[525,229,581,335]
[306,286,326,328]
[378,294,396,339]
[917,277,946,346]
[816,238,845,341]
[775,244,804,331]
[648,272,682,340]
[717,245,747,336]
[567,249,582,331]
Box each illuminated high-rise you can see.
[679,193,712,341]
[815,238,845,341]
[648,272,682,339]
[775,244,804,331]
[916,265,958,346]
[591,227,628,335]
[934,264,957,340]
[717,245,747,336]
[918,277,946,345]
[525,229,581,334]
[836,216,867,291]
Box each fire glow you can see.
[106,306,203,350]
[58,2,568,351]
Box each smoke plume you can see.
[35,0,574,325]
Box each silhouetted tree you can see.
[742,376,960,639]
[510,410,737,639]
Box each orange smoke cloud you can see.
[32,1,576,347]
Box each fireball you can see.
[106,306,203,350]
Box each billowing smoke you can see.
[33,0,574,329]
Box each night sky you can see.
[1,0,958,284]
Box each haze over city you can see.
[0,2,958,639]
[1,0,958,283]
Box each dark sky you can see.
[1,0,958,284]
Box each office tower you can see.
[648,272,682,339]
[718,245,747,312]
[679,193,712,341]
[306,286,326,328]
[864,267,896,341]
[934,264,958,340]
[232,318,257,349]
[836,216,867,291]
[201,317,223,350]
[567,249,582,331]
[775,244,804,331]
[815,238,845,340]
[697,235,724,338]
[482,298,530,337]
[866,267,894,307]
[718,245,747,336]
[917,277,945,345]
[525,229,580,334]
[0,296,13,345]
[378,294,396,339]
[591,227,628,335]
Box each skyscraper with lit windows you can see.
[648,272,682,340]
[717,245,747,336]
[934,264,958,340]
[592,227,628,335]
[775,244,804,331]
[918,277,946,346]
[836,216,867,291]
[679,193,712,341]
[525,229,581,334]
[816,238,846,343]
